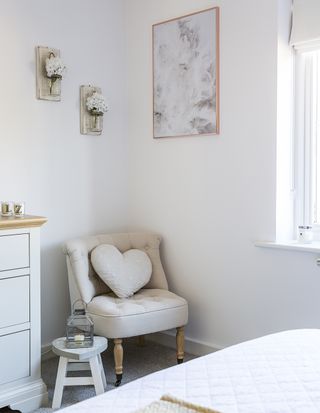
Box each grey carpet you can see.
[34,338,196,412]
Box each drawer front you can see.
[0,276,29,329]
[0,330,30,385]
[0,234,29,272]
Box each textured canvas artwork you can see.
[153,8,219,138]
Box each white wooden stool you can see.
[51,336,108,409]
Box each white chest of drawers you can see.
[0,215,48,412]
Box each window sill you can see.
[255,240,320,253]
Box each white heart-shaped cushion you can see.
[91,244,152,298]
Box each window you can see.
[295,47,320,227]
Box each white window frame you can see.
[294,44,320,232]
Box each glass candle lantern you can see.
[66,300,94,349]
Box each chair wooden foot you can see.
[115,373,122,387]
[114,338,123,386]
[176,326,185,364]
[137,335,145,346]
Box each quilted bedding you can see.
[60,329,320,413]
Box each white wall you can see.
[125,0,320,349]
[0,0,128,346]
[3,0,319,352]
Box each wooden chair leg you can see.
[114,338,123,387]
[137,335,145,346]
[176,326,185,364]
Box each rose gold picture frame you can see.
[152,7,220,139]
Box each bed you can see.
[60,329,320,413]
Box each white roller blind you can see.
[291,0,320,48]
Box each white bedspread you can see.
[60,329,320,413]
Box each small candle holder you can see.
[1,201,14,217]
[14,201,25,217]
[298,225,313,244]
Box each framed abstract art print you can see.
[153,7,220,138]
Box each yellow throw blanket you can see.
[134,395,221,413]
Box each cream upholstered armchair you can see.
[63,232,188,386]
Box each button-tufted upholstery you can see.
[88,289,188,338]
[63,232,188,386]
[63,233,169,303]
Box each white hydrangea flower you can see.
[86,92,109,114]
[45,54,66,78]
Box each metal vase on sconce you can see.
[90,109,104,132]
[48,74,62,96]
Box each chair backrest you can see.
[63,232,169,304]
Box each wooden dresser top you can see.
[0,215,47,230]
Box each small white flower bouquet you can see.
[45,53,66,79]
[45,52,66,96]
[86,92,109,116]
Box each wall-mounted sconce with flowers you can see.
[36,46,66,101]
[86,91,108,132]
[80,85,109,135]
[45,53,66,96]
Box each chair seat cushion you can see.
[87,289,188,339]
